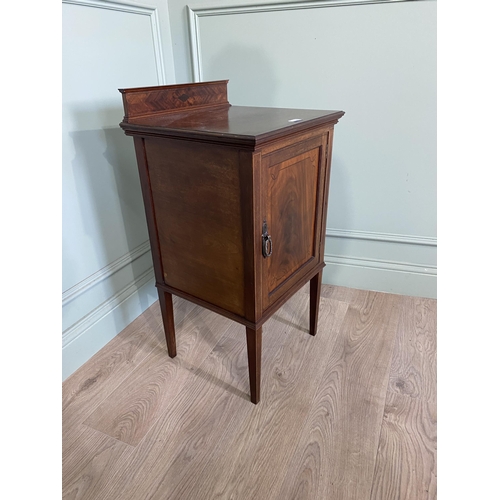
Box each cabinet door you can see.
[261,133,329,310]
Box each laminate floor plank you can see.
[321,284,357,301]
[370,296,437,500]
[91,290,335,500]
[62,306,164,462]
[83,303,234,446]
[369,392,437,500]
[62,286,436,500]
[313,283,357,302]
[388,296,437,401]
[62,424,134,500]
[62,297,195,435]
[172,296,349,500]
[90,350,253,500]
[276,290,403,500]
[136,335,261,500]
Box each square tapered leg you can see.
[245,326,262,404]
[309,270,323,336]
[158,290,177,358]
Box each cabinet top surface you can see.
[119,80,344,147]
[121,105,344,146]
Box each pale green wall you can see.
[62,0,176,380]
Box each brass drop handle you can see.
[262,220,272,258]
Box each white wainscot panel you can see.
[62,244,153,334]
[62,0,171,379]
[187,0,436,298]
[62,0,165,290]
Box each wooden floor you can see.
[62,284,436,500]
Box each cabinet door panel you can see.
[262,134,327,309]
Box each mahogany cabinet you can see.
[119,80,344,404]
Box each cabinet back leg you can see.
[245,326,262,404]
[309,270,323,336]
[158,290,177,358]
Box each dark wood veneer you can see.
[120,80,344,403]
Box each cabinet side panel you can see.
[144,137,245,316]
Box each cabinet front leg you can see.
[309,270,323,336]
[158,290,177,358]
[245,326,262,404]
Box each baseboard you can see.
[62,270,157,380]
[323,254,436,298]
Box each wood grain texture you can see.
[158,289,176,358]
[83,302,233,446]
[370,392,437,500]
[145,136,246,316]
[245,326,262,403]
[318,128,334,262]
[95,369,250,500]
[132,136,165,284]
[91,292,318,500]
[173,296,349,500]
[62,298,196,468]
[120,80,229,121]
[239,148,262,323]
[388,296,437,401]
[309,270,323,335]
[266,148,319,291]
[261,134,327,311]
[62,286,436,500]
[315,283,358,302]
[62,425,133,500]
[121,103,344,148]
[276,290,402,500]
[62,302,171,435]
[370,296,437,500]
